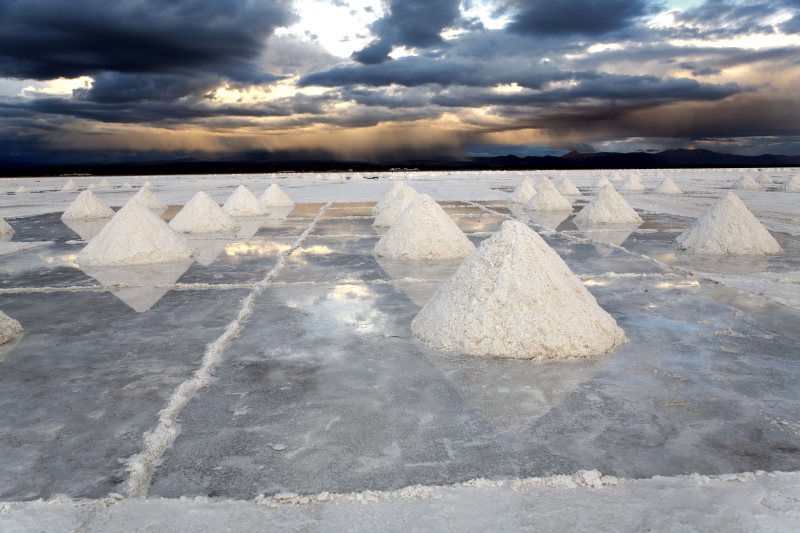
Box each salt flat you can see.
[0,169,799,531]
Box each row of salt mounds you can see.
[129,186,167,215]
[756,173,774,185]
[170,192,239,234]
[223,185,263,217]
[0,311,23,346]
[527,178,572,212]
[259,184,295,209]
[732,176,760,191]
[61,190,115,220]
[574,185,642,225]
[0,216,13,237]
[619,175,645,193]
[411,220,627,359]
[676,192,782,255]
[783,175,800,192]
[654,177,683,195]
[62,179,78,192]
[556,176,581,196]
[374,183,418,227]
[510,177,536,204]
[77,202,196,266]
[374,194,475,261]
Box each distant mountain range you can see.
[1,149,798,177]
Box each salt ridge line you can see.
[125,202,332,498]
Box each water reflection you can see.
[62,218,110,241]
[375,255,460,306]
[528,211,571,231]
[189,236,234,266]
[80,260,193,312]
[573,221,639,248]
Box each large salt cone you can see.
[653,177,682,195]
[732,176,760,191]
[373,184,418,227]
[61,190,115,220]
[223,185,264,217]
[573,185,642,226]
[170,191,239,234]
[526,179,572,212]
[510,177,536,204]
[128,187,167,215]
[259,184,295,209]
[0,310,23,346]
[411,220,627,359]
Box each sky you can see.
[0,0,799,165]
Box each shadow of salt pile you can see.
[62,218,111,242]
[79,260,193,313]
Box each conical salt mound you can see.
[128,187,167,215]
[87,183,97,190]
[676,192,782,255]
[61,179,78,192]
[594,176,613,188]
[654,177,682,195]
[0,216,13,236]
[259,184,295,209]
[556,176,581,196]
[782,175,800,192]
[0,311,23,346]
[77,202,196,266]
[732,176,760,191]
[374,194,475,261]
[756,173,774,185]
[122,182,133,189]
[15,185,28,194]
[411,220,627,359]
[510,177,536,204]
[61,190,115,220]
[170,191,239,234]
[619,175,645,192]
[526,179,572,212]
[574,185,642,225]
[373,184,418,227]
[223,185,263,217]
[373,182,411,216]
[97,178,112,190]
[0,188,5,195]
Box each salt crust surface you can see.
[510,177,536,203]
[169,191,239,234]
[526,179,572,212]
[654,177,682,195]
[676,192,782,255]
[0,216,13,235]
[129,187,167,214]
[61,190,115,220]
[0,310,22,346]
[374,194,475,260]
[222,185,263,217]
[259,184,295,208]
[556,176,581,195]
[77,202,196,266]
[574,185,642,225]
[373,183,418,227]
[411,220,627,359]
[733,176,760,191]
[619,175,645,192]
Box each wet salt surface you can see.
[0,198,799,502]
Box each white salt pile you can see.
[573,185,642,225]
[77,202,196,266]
[526,178,572,212]
[170,191,239,234]
[97,178,112,190]
[0,311,23,346]
[619,175,645,192]
[411,220,627,359]
[129,187,167,215]
[143,180,152,188]
[594,176,613,188]
[556,176,581,196]
[676,192,782,255]
[259,184,295,209]
[373,182,411,216]
[374,194,475,261]
[15,185,28,194]
[223,185,264,217]
[0,216,14,236]
[732,176,760,191]
[61,190,115,220]
[782,175,800,192]
[87,183,97,190]
[510,177,537,204]
[756,173,774,185]
[0,188,5,195]
[61,179,78,192]
[122,182,133,189]
[654,177,683,195]
[373,183,418,227]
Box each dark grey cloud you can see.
[352,0,462,64]
[506,0,654,36]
